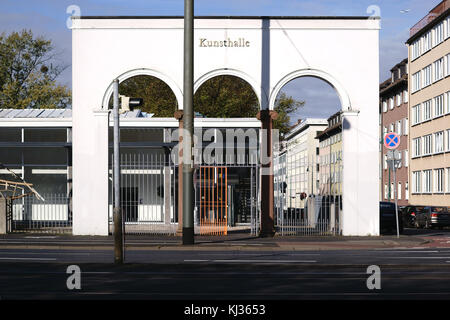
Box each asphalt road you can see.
[0,248,450,300]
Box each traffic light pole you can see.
[182,0,195,245]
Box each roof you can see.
[285,118,328,140]
[0,109,72,118]
[0,109,154,119]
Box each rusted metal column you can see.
[257,110,278,237]
[174,110,184,236]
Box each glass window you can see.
[412,71,421,92]
[413,171,421,193]
[423,134,432,155]
[423,64,432,86]
[423,30,432,52]
[403,90,408,103]
[434,168,444,193]
[433,22,444,46]
[435,131,444,153]
[413,137,422,157]
[434,94,444,117]
[433,58,444,82]
[423,170,432,193]
[412,104,421,124]
[411,39,421,60]
[423,100,432,121]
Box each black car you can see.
[380,202,403,234]
[401,205,426,228]
[415,206,450,229]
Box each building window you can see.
[391,183,394,199]
[423,30,432,52]
[423,134,432,155]
[433,57,444,82]
[435,131,444,153]
[434,168,444,193]
[411,39,421,60]
[447,168,450,193]
[389,123,394,132]
[412,104,421,124]
[403,90,408,103]
[423,64,432,87]
[413,171,421,193]
[384,184,388,200]
[423,170,432,193]
[423,99,432,121]
[405,182,409,200]
[396,93,402,106]
[446,129,450,152]
[446,91,450,114]
[412,71,421,92]
[398,182,402,200]
[382,100,387,112]
[446,53,450,77]
[403,118,408,135]
[433,22,444,47]
[397,120,402,136]
[389,97,394,110]
[413,137,422,157]
[404,149,408,167]
[434,94,444,117]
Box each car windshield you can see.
[431,207,447,213]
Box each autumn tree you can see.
[0,30,71,109]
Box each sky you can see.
[0,0,443,121]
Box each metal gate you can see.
[109,152,177,235]
[274,154,342,236]
[197,166,228,235]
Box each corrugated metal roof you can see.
[0,109,72,118]
[0,109,154,119]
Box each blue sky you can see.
[0,0,443,120]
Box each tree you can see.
[0,30,71,109]
[273,92,304,136]
[118,75,177,117]
[117,74,303,134]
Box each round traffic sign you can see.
[384,132,400,150]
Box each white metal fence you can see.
[9,194,72,233]
[274,154,342,236]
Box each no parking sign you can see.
[384,132,400,150]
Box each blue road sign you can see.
[384,132,400,150]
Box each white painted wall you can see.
[72,17,380,236]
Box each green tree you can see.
[117,74,303,134]
[0,30,71,109]
[118,75,178,117]
[273,92,304,136]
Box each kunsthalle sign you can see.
[199,38,250,47]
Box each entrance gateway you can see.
[71,16,380,236]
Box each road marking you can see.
[184,259,317,263]
[0,257,57,261]
[392,256,450,259]
[376,250,440,253]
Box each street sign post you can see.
[384,133,401,238]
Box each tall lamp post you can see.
[182,0,195,245]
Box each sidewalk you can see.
[0,233,430,251]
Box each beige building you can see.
[407,0,450,206]
[316,112,343,196]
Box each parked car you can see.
[401,205,426,228]
[380,202,403,234]
[415,206,450,229]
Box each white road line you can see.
[376,250,440,253]
[184,259,317,263]
[0,257,57,261]
[392,256,450,259]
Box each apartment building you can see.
[406,0,450,206]
[379,59,409,206]
[316,111,343,197]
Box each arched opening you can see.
[193,74,260,227]
[108,75,178,117]
[273,75,343,236]
[193,75,259,118]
